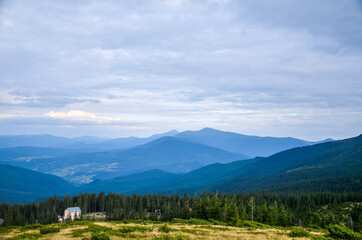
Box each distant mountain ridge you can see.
[175,128,332,157]
[0,136,246,185]
[0,128,336,186]
[0,134,360,203]
[79,134,361,195]
[0,130,179,150]
[0,129,332,157]
[91,130,179,150]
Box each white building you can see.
[64,207,81,221]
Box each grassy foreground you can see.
[0,220,329,240]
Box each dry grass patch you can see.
[0,222,328,240]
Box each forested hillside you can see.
[1,191,361,233]
[0,165,75,203]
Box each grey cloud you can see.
[0,116,140,127]
[0,0,361,139]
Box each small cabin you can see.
[64,207,81,221]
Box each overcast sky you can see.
[0,0,361,140]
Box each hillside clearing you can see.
[0,221,323,240]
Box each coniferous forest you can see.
[1,191,361,232]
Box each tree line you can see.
[0,191,361,231]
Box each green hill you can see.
[0,164,75,203]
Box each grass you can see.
[0,220,328,240]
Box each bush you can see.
[209,219,228,226]
[158,224,174,233]
[289,227,310,237]
[9,233,42,240]
[119,225,152,233]
[153,234,188,240]
[171,218,212,225]
[0,226,18,234]
[72,229,84,237]
[327,224,361,240]
[40,226,60,234]
[311,236,334,240]
[20,223,42,231]
[237,221,270,229]
[65,220,92,226]
[113,219,158,225]
[91,233,110,240]
[86,224,112,233]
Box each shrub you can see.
[20,223,42,231]
[86,224,112,233]
[91,233,110,240]
[327,224,361,240]
[0,226,18,234]
[113,219,157,225]
[40,226,60,234]
[9,233,42,240]
[208,219,228,226]
[153,234,188,240]
[72,229,84,237]
[158,224,174,233]
[119,225,152,233]
[237,221,270,229]
[289,227,310,237]
[171,218,211,225]
[311,236,334,240]
[65,220,93,226]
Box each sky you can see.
[0,0,361,140]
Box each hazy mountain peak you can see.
[175,128,312,157]
[149,130,179,139]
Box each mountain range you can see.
[79,134,362,195]
[0,133,360,203]
[0,128,331,156]
[0,136,245,184]
[175,128,333,157]
[1,128,331,185]
[2,128,357,204]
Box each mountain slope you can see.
[0,134,79,148]
[213,134,362,192]
[64,136,246,183]
[91,130,179,150]
[0,130,178,150]
[175,127,331,157]
[79,134,362,194]
[0,137,246,185]
[0,164,75,203]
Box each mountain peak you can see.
[200,127,219,132]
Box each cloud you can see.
[0,0,361,139]
[44,110,118,124]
